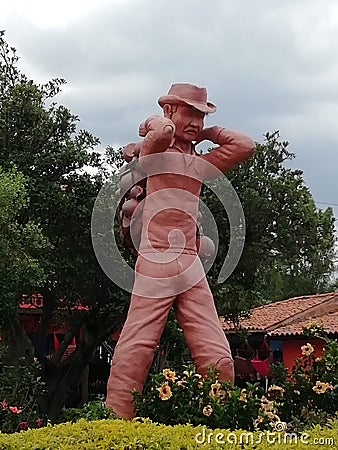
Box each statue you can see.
[105,83,255,419]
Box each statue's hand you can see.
[195,126,226,145]
[139,115,175,137]
[195,127,217,144]
[138,122,148,137]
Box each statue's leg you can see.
[105,292,174,419]
[174,259,234,382]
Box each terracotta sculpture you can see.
[106,83,255,419]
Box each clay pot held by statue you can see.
[121,198,138,218]
[123,143,136,162]
[196,235,215,260]
[129,185,144,200]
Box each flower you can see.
[162,369,177,382]
[203,405,213,417]
[176,380,185,387]
[266,411,279,421]
[19,421,28,430]
[183,369,194,377]
[157,382,172,400]
[304,320,319,330]
[239,389,248,403]
[209,382,222,398]
[268,385,285,399]
[36,418,43,428]
[0,400,8,410]
[268,413,281,428]
[301,343,314,356]
[9,406,22,414]
[260,396,274,412]
[219,389,227,400]
[312,381,333,394]
[253,416,264,428]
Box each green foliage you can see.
[133,364,267,431]
[57,401,114,424]
[0,31,129,419]
[0,345,46,433]
[150,311,190,374]
[0,418,337,449]
[0,166,49,325]
[135,335,338,435]
[205,131,336,323]
[270,327,338,431]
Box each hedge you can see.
[0,418,337,449]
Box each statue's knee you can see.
[215,357,235,383]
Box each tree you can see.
[0,167,48,363]
[0,31,129,420]
[204,131,336,326]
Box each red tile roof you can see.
[221,292,338,336]
[268,310,338,336]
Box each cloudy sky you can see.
[2,0,338,228]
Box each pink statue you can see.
[106,83,255,419]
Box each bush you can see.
[0,347,46,433]
[0,417,337,449]
[133,327,338,433]
[133,364,275,431]
[270,325,338,431]
[57,401,114,423]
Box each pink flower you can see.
[36,418,43,428]
[19,421,28,430]
[0,400,8,410]
[9,406,22,414]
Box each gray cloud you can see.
[3,0,338,222]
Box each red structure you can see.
[222,292,338,377]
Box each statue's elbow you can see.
[242,137,255,158]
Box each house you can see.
[221,292,338,377]
[17,294,110,403]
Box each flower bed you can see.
[133,326,338,433]
[0,418,337,449]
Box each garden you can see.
[1,324,338,448]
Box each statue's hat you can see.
[158,83,216,114]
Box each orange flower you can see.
[260,396,274,412]
[268,385,285,399]
[301,343,314,356]
[312,381,333,394]
[209,382,222,398]
[162,369,177,381]
[239,389,248,403]
[219,389,227,400]
[203,405,213,417]
[157,382,172,400]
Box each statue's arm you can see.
[139,115,175,157]
[197,127,255,178]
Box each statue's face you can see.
[171,104,205,143]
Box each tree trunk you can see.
[35,288,56,359]
[45,330,100,421]
[1,315,34,365]
[38,311,124,421]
